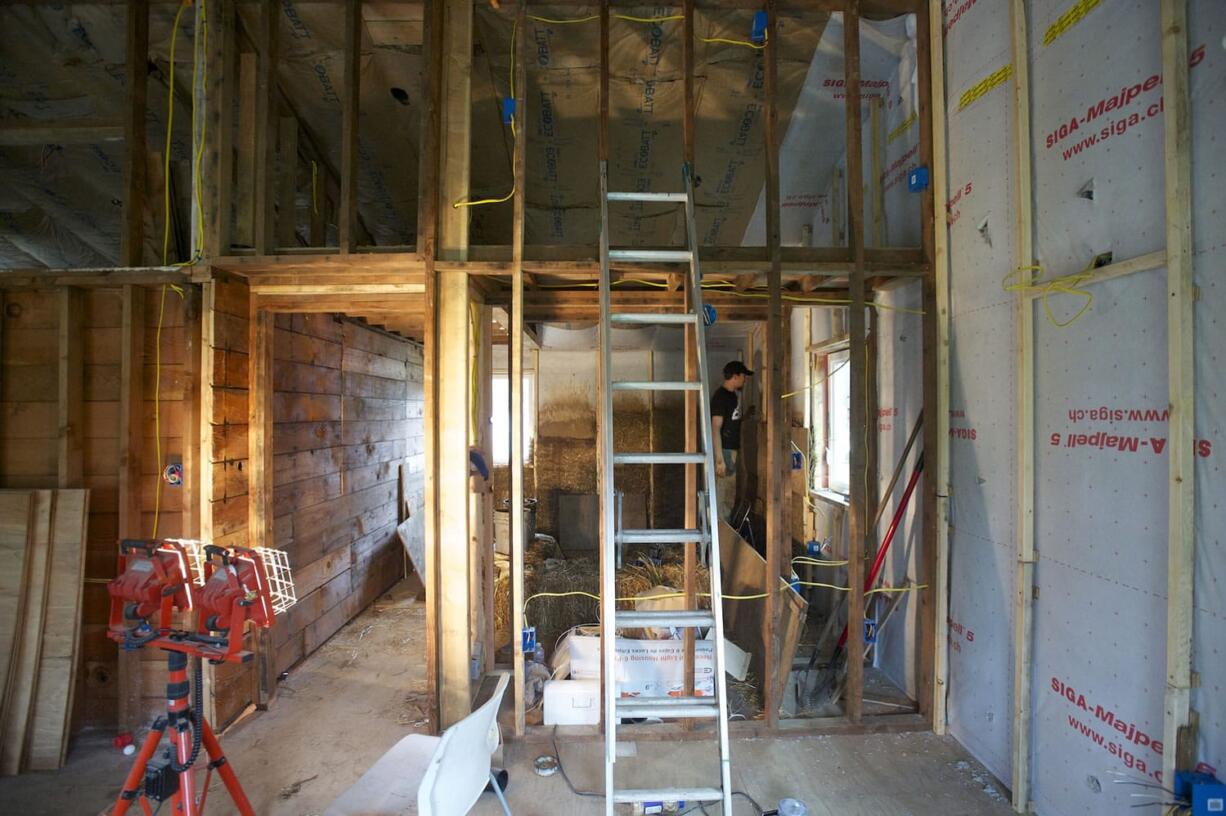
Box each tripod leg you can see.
[112,719,166,816]
[200,717,256,816]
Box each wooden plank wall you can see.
[0,285,196,733]
[204,276,255,727]
[267,314,419,676]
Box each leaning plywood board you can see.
[0,490,53,776]
[718,521,807,717]
[27,489,89,770]
[0,492,33,721]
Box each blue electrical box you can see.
[908,166,930,192]
[1175,770,1226,815]
[791,450,804,470]
[703,304,717,326]
[502,96,517,125]
[521,626,536,654]
[1194,782,1226,815]
[751,11,768,43]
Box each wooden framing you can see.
[253,2,279,255]
[120,0,149,267]
[57,288,84,488]
[509,0,528,736]
[762,0,784,730]
[842,3,868,725]
[1007,0,1036,809]
[920,0,951,735]
[247,306,277,707]
[3,0,950,745]
[338,0,362,253]
[117,285,146,731]
[1160,0,1195,787]
[203,0,236,258]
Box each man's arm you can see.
[712,415,726,476]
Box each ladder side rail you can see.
[683,163,735,814]
[597,161,619,801]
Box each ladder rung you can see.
[615,610,714,628]
[610,313,698,325]
[611,380,702,392]
[617,701,721,719]
[614,452,706,466]
[613,789,724,804]
[607,191,688,203]
[617,528,706,545]
[608,249,693,263]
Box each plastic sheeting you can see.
[940,1,1226,812]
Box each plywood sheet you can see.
[27,489,89,770]
[718,521,807,716]
[0,490,52,775]
[0,491,33,722]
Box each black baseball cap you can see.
[723,361,754,378]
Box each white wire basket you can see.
[254,547,297,615]
[168,539,297,615]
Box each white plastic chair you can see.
[326,673,513,815]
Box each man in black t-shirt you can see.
[710,360,752,523]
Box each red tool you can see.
[836,452,925,650]
[107,540,277,816]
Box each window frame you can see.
[491,370,536,466]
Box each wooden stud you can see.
[918,0,952,735]
[248,303,277,707]
[203,0,236,258]
[57,287,83,488]
[235,51,258,248]
[763,0,784,729]
[1161,0,1195,786]
[1007,0,1036,807]
[277,116,299,248]
[253,2,279,255]
[843,2,867,725]
[436,0,472,261]
[121,0,149,266]
[117,285,146,731]
[510,2,527,738]
[437,271,472,727]
[339,0,362,253]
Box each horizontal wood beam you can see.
[0,119,124,146]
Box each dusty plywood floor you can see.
[0,579,1012,815]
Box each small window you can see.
[491,373,534,465]
[811,349,851,495]
[825,351,851,494]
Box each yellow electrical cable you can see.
[614,13,685,23]
[698,34,767,50]
[189,0,208,259]
[1003,263,1095,327]
[781,358,848,399]
[455,17,519,209]
[523,581,927,623]
[792,556,848,568]
[153,0,195,538]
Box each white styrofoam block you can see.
[567,636,716,697]
[543,679,601,726]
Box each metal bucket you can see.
[494,497,537,554]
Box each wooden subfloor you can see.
[0,579,1011,815]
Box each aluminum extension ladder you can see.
[597,161,733,816]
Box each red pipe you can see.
[837,452,925,649]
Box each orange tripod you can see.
[106,541,276,816]
[112,650,254,816]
